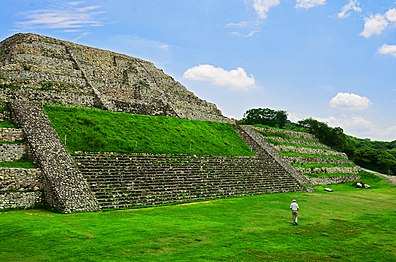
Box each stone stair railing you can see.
[9,101,99,213]
[238,125,311,188]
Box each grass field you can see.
[44,106,253,156]
[0,173,394,261]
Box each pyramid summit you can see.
[0,33,228,122]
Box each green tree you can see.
[353,147,396,175]
[242,108,288,128]
[297,118,352,155]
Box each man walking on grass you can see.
[290,199,299,225]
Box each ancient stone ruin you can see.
[0,33,314,213]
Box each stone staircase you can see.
[74,153,307,210]
[0,103,43,210]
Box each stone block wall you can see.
[0,166,44,210]
[252,126,317,140]
[272,144,347,158]
[0,168,42,191]
[309,176,360,185]
[238,125,311,187]
[9,101,99,213]
[0,33,229,123]
[249,125,362,182]
[0,128,23,142]
[0,144,26,162]
[74,152,307,210]
[0,191,43,210]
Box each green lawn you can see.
[0,173,394,261]
[44,106,253,156]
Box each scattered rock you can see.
[364,184,371,189]
[324,188,333,192]
[356,182,363,188]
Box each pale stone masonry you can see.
[0,33,230,123]
[9,101,99,213]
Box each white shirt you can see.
[290,202,299,211]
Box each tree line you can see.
[238,108,396,176]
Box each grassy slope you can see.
[44,106,253,156]
[0,173,394,261]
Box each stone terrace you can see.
[74,153,307,210]
[251,126,362,184]
[0,103,43,210]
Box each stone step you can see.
[74,152,307,210]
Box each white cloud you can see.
[16,2,104,31]
[323,116,396,141]
[360,14,388,38]
[226,21,261,37]
[296,0,326,9]
[360,8,396,38]
[252,0,280,19]
[337,0,362,19]
[385,8,396,24]
[378,44,396,58]
[183,64,256,91]
[329,92,371,111]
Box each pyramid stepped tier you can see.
[0,33,229,122]
[74,153,307,210]
[249,126,362,184]
[0,105,44,210]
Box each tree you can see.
[297,118,352,155]
[242,108,288,128]
[353,147,396,175]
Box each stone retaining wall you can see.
[74,152,307,210]
[296,166,362,175]
[273,145,347,158]
[0,88,95,107]
[0,144,26,162]
[0,128,23,142]
[0,111,10,121]
[266,136,329,148]
[9,101,99,213]
[284,156,352,165]
[309,176,360,185]
[0,191,43,210]
[0,168,42,191]
[252,126,317,140]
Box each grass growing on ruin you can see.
[44,106,253,156]
[0,120,17,128]
[291,162,357,168]
[0,158,37,168]
[0,172,394,261]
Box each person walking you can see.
[290,199,299,225]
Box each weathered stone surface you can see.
[0,167,42,191]
[296,166,362,175]
[252,126,317,140]
[0,33,229,122]
[239,125,311,187]
[9,101,99,213]
[309,176,360,185]
[0,127,23,142]
[0,144,26,162]
[74,152,308,210]
[0,191,43,210]
[272,144,347,158]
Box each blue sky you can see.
[1,0,395,141]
